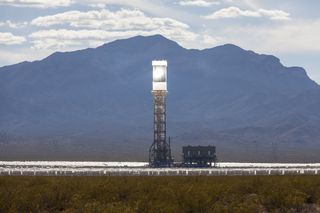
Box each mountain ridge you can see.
[1,34,320,162]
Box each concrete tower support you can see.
[149,60,172,167]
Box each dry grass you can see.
[1,176,320,212]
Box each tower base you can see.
[149,137,172,167]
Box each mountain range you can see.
[1,35,320,162]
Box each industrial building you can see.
[182,145,217,167]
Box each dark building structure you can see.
[182,145,216,167]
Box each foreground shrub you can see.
[0,176,320,212]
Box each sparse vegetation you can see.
[1,176,320,212]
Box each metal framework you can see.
[149,90,172,167]
[182,145,217,167]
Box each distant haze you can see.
[1,35,320,162]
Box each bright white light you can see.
[153,67,165,82]
[152,60,167,91]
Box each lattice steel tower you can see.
[149,60,172,167]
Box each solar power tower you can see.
[149,60,172,167]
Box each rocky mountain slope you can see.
[1,35,319,162]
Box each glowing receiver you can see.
[152,60,167,91]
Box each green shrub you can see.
[0,176,320,212]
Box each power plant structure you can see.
[148,60,216,168]
[182,145,217,167]
[149,60,172,167]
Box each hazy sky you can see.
[0,0,319,83]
